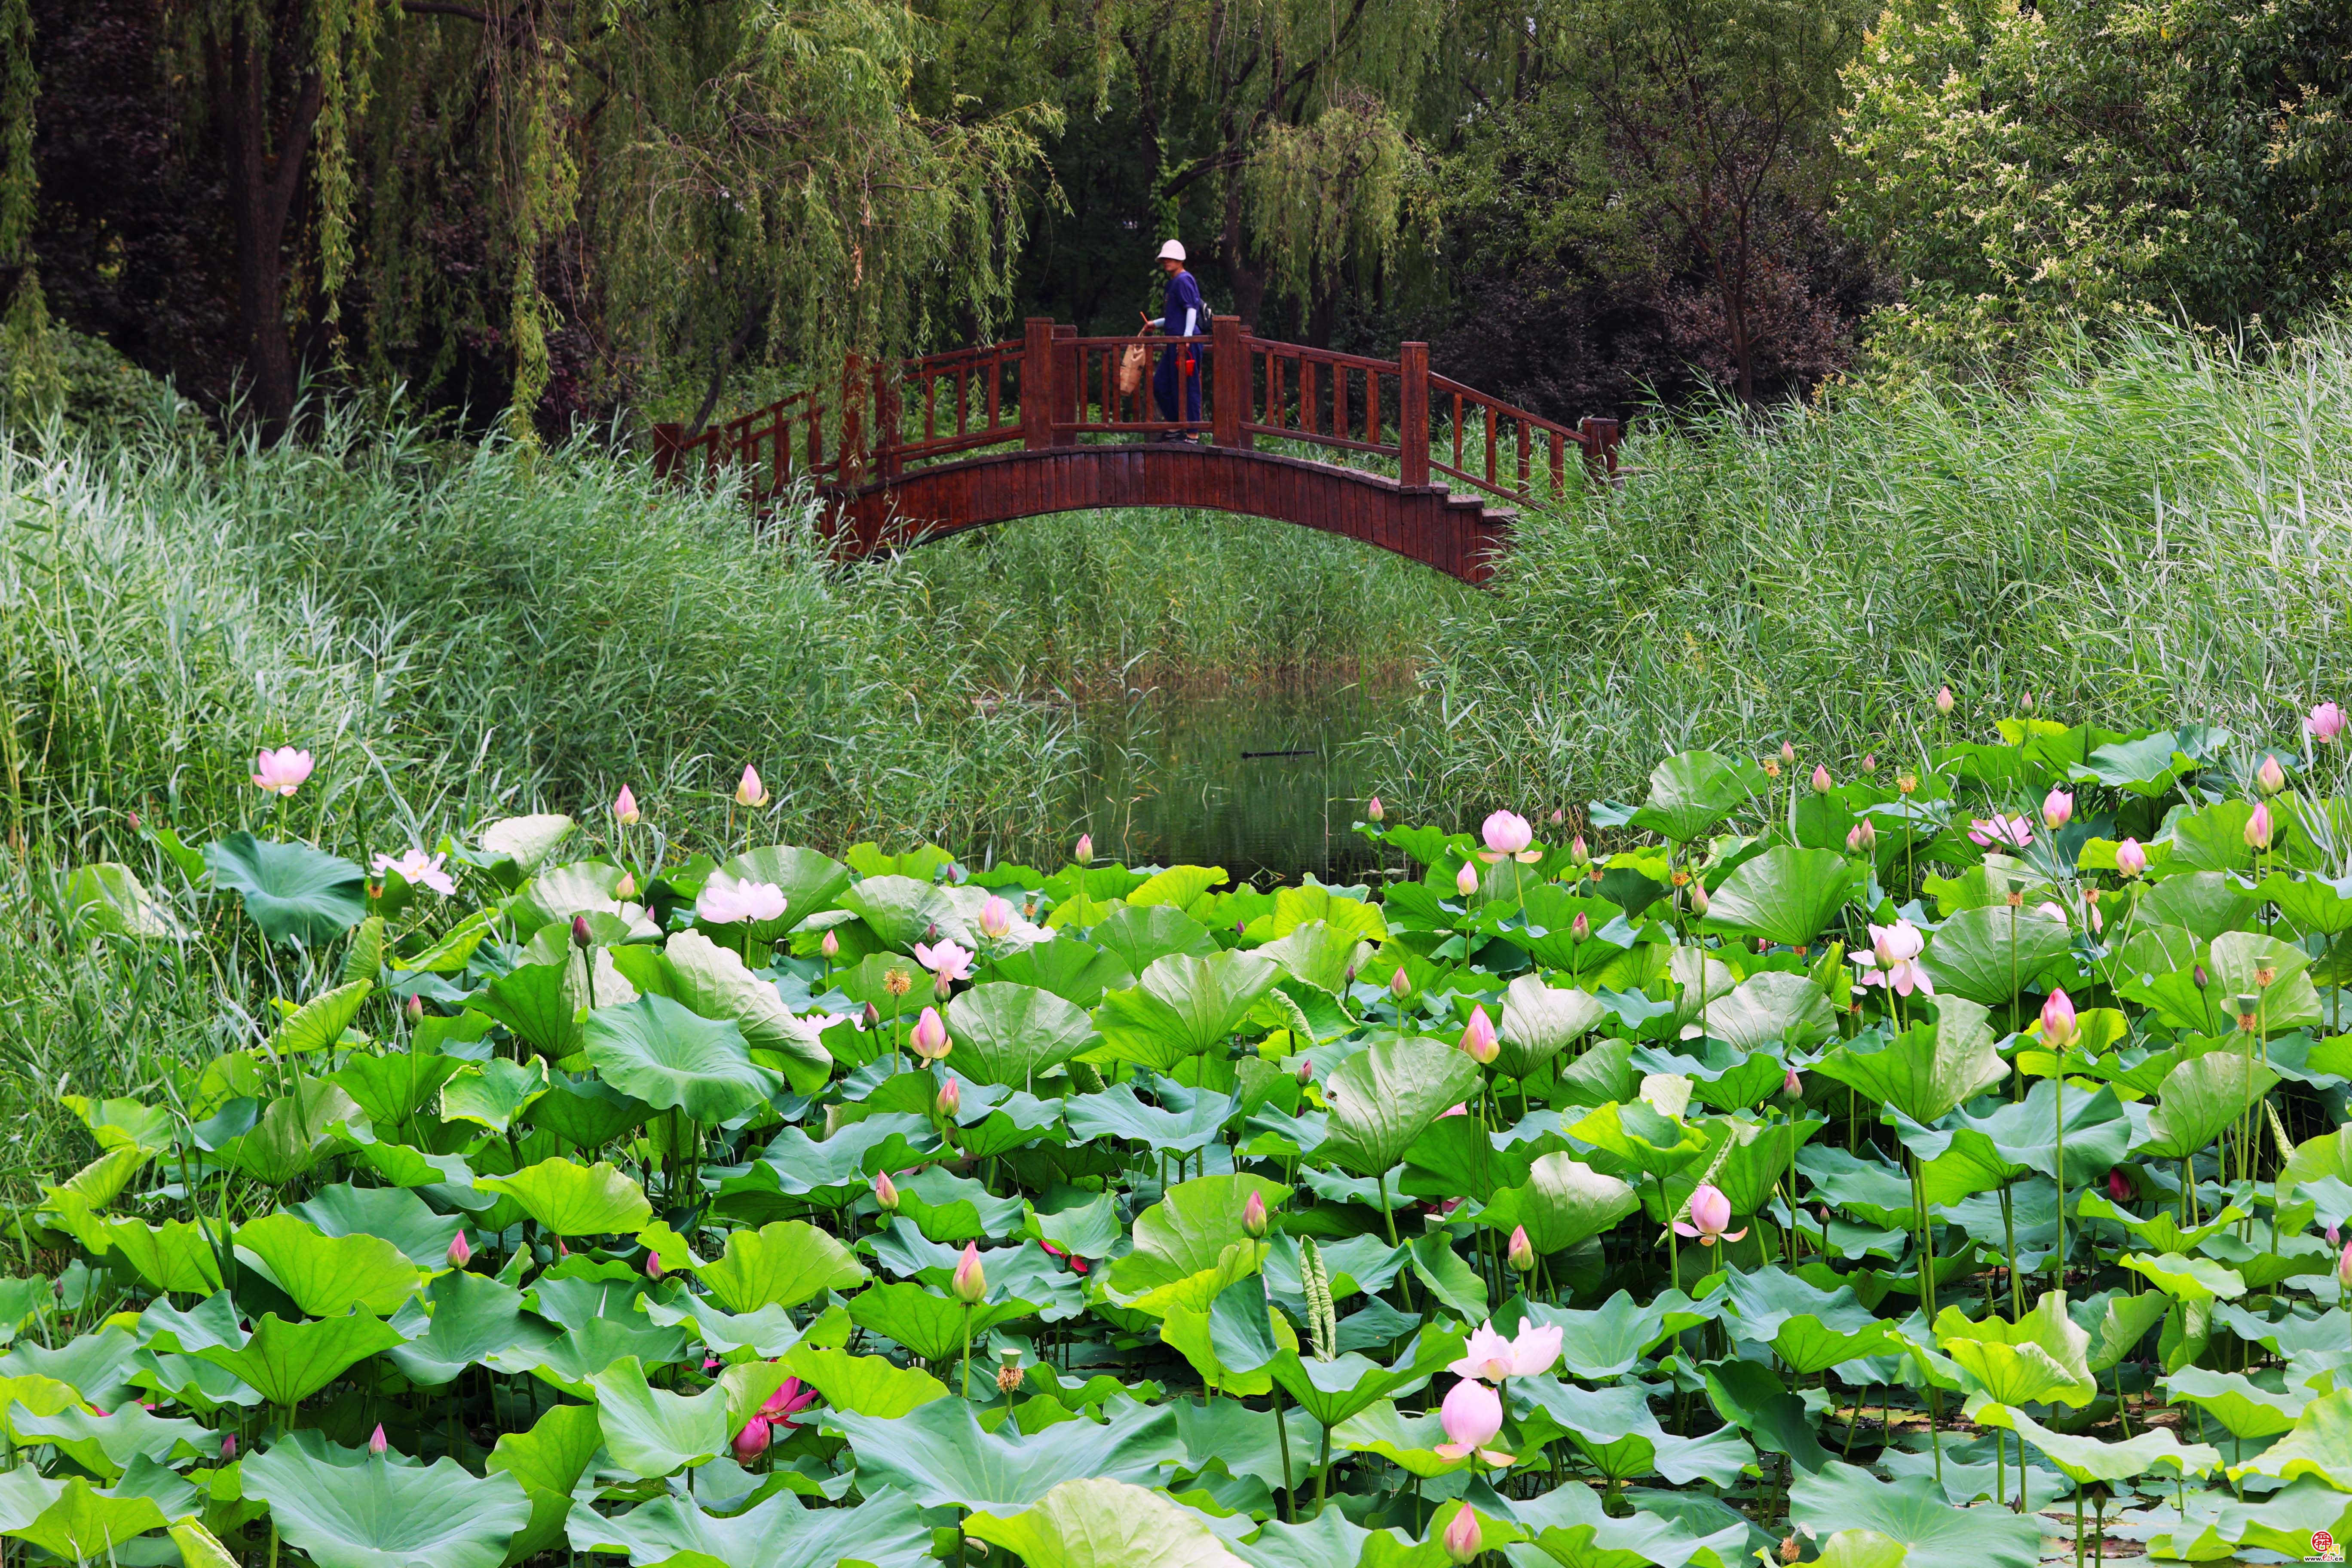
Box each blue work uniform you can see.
[1152,269,1205,427]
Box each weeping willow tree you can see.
[0,0,60,417]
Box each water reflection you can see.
[1065,686,1389,885]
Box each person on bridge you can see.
[1141,239,1205,440]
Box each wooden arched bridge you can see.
[651,317,1621,585]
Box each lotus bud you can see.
[1847,820,1876,854]
[1443,1504,1482,1565]
[1811,765,1832,794]
[1571,834,1590,867]
[1551,808,1565,824]
[613,784,641,825]
[1366,796,1385,822]
[885,967,913,998]
[1459,1004,1500,1066]
[936,1077,961,1119]
[861,1001,881,1031]
[571,914,593,951]
[220,1432,236,1459]
[1783,1067,1803,1099]
[405,995,424,1023]
[821,928,840,961]
[2308,701,2346,744]
[2108,1169,2132,1202]
[952,1242,987,1304]
[978,895,1015,940]
[935,971,953,1000]
[2194,964,2209,990]
[1455,861,1479,898]
[1439,1377,1503,1453]
[1861,753,1877,774]
[2337,1238,2352,1292]
[924,921,939,944]
[732,1416,771,1463]
[1295,1057,1313,1085]
[1507,1225,1535,1274]
[1936,686,1954,715]
[2247,800,2275,850]
[1391,967,1412,998]
[616,873,635,899]
[368,1424,388,1455]
[2115,838,2148,878]
[2039,987,2078,1050]
[1235,919,1247,937]
[1243,1191,1269,1239]
[874,1170,900,1211]
[1689,879,1710,916]
[448,1230,472,1269]
[126,810,141,830]
[1571,912,1590,942]
[2021,689,2035,711]
[1074,833,1093,862]
[2331,1225,2342,1247]
[734,765,769,808]
[910,1006,951,1061]
[2258,754,2288,795]
[645,1250,664,1279]
[1781,741,1796,765]
[2041,787,2073,830]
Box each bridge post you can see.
[1398,342,1430,488]
[1051,324,1079,447]
[1212,316,1246,449]
[651,423,684,481]
[872,359,901,482]
[1021,318,1055,450]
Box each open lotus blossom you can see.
[1967,815,2033,848]
[371,848,456,897]
[1455,860,1480,897]
[1442,1504,1482,1565]
[1038,1239,1089,1275]
[697,876,787,925]
[1478,810,1540,863]
[2041,787,2074,829]
[2040,987,2079,1050]
[734,765,769,808]
[732,1415,771,1463]
[909,1006,952,1061]
[2247,801,2275,850]
[2115,838,2149,877]
[612,784,641,825]
[758,1376,820,1429]
[1857,919,1934,996]
[1450,1320,1562,1383]
[368,1424,388,1455]
[914,939,975,982]
[951,1242,987,1303]
[977,896,1015,940]
[1674,1183,1747,1246]
[1507,1226,1535,1273]
[251,746,315,796]
[447,1230,471,1269]
[1458,1004,1499,1066]
[2257,754,2288,794]
[2309,702,2345,743]
[1434,1377,1514,1465]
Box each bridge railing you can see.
[649,315,1622,507]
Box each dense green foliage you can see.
[8,703,2352,1565]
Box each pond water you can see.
[1057,686,1395,885]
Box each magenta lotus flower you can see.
[2041,788,2074,830]
[1507,1226,1534,1273]
[2040,987,2079,1050]
[371,848,456,897]
[645,1250,665,1279]
[1479,810,1538,863]
[951,1242,987,1304]
[251,746,315,796]
[873,1170,900,1211]
[2247,800,2275,850]
[1811,765,1832,794]
[2257,754,2288,795]
[1434,1377,1513,1464]
[368,1423,388,1455]
[1243,1191,1269,1239]
[1857,919,1934,996]
[935,1077,961,1119]
[1935,686,1954,714]
[1366,796,1385,822]
[696,875,787,925]
[220,1432,236,1459]
[732,1415,771,1463]
[1455,861,1480,897]
[2115,837,2149,878]
[734,765,769,808]
[1846,820,1876,854]
[1074,833,1094,862]
[613,784,641,825]
[1442,1504,1482,1565]
[2308,702,2344,744]
[1458,1004,1499,1066]
[2109,1169,2133,1203]
[1968,815,2033,848]
[758,1375,819,1427]
[909,1006,952,1061]
[1674,1183,1747,1246]
[977,896,1015,940]
[447,1230,472,1269]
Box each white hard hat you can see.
[1157,239,1186,262]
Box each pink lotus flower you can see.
[251,747,315,796]
[935,1077,960,1119]
[1391,967,1413,998]
[873,1170,900,1211]
[2041,788,2074,830]
[1439,1102,1469,1119]
[1936,686,1954,714]
[1442,1504,1482,1565]
[1074,833,1094,862]
[1674,1183,1747,1246]
[821,929,841,959]
[2040,987,2078,1050]
[1294,1057,1314,1085]
[1038,1239,1089,1275]
[1811,765,1832,794]
[645,1251,665,1279]
[220,1432,236,1459]
[1434,1377,1514,1464]
[758,1376,819,1428]
[909,1006,952,1061]
[732,1415,771,1462]
[977,897,1015,940]
[1455,861,1480,898]
[1243,1191,1269,1239]
[734,766,769,808]
[951,1242,987,1303]
[1570,835,1590,866]
[1570,912,1590,942]
[371,848,456,897]
[2258,755,2288,795]
[1967,815,2033,848]
[1479,811,1539,864]
[697,875,787,925]
[1449,1320,1562,1383]
[1846,820,1876,854]
[2115,838,2148,878]
[368,1424,388,1455]
[914,939,975,982]
[1366,797,1385,822]
[613,785,641,825]
[2308,702,2345,744]
[1507,1226,1534,1273]
[2247,801,2275,851]
[1857,919,1934,996]
[447,1230,471,1269]
[1782,1067,1803,1099]
[1688,879,1710,917]
[1458,1004,1499,1066]
[2338,1239,2352,1291]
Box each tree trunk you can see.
[1221,178,1264,329]
[205,12,322,439]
